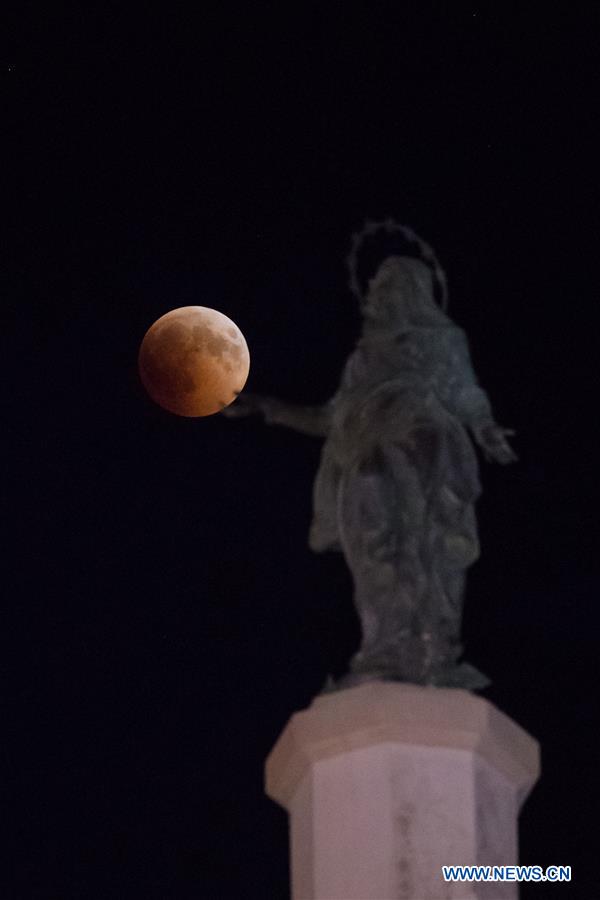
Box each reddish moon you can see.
[138,306,250,417]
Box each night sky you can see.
[6,6,597,898]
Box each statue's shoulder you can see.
[400,323,462,353]
[430,323,469,351]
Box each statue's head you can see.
[362,256,443,326]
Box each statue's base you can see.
[326,658,490,693]
[266,681,540,900]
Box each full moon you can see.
[138,306,250,417]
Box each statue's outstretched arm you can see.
[222,392,332,438]
[449,330,518,465]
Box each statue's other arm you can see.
[222,392,333,438]
[446,328,517,465]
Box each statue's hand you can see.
[221,392,277,421]
[474,422,518,465]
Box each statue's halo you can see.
[346,218,448,311]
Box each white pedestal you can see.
[266,682,540,900]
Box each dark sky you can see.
[5,5,597,898]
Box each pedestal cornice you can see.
[266,681,540,810]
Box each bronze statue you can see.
[224,221,516,689]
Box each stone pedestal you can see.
[266,682,540,900]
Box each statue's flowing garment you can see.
[310,322,487,686]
